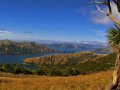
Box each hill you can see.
[24,51,97,65]
[92,47,112,54]
[0,40,55,54]
[24,51,115,73]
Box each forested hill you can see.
[0,40,55,54]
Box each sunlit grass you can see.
[0,71,112,90]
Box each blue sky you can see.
[0,0,116,43]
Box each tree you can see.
[90,0,120,89]
[107,27,120,89]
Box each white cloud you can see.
[0,29,38,40]
[0,29,11,34]
[91,14,111,24]
[90,3,120,24]
[89,29,106,37]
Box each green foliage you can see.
[62,68,80,76]
[70,53,115,72]
[47,69,62,76]
[0,64,80,76]
[0,64,32,74]
[106,27,120,52]
[95,53,116,65]
[1,64,22,74]
[33,68,47,75]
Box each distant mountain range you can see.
[0,40,55,54]
[36,40,110,53]
[0,39,111,54]
[36,40,107,46]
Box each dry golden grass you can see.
[0,71,113,90]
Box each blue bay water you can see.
[0,52,58,64]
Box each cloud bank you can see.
[90,3,120,24]
[0,29,38,40]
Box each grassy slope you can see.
[0,52,116,90]
[24,52,115,74]
[0,71,112,90]
[70,53,115,72]
[24,51,97,65]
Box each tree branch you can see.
[96,5,108,15]
[90,0,112,13]
[96,5,120,27]
[88,0,107,5]
[94,0,107,5]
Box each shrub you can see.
[33,69,47,75]
[47,69,62,76]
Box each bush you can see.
[33,69,47,75]
[47,69,62,76]
[0,64,32,75]
[20,68,32,75]
[62,68,80,76]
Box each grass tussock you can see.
[0,71,112,90]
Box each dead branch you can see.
[96,5,120,26]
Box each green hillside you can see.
[24,52,97,65]
[23,52,116,75]
[0,40,55,54]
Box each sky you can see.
[0,0,119,43]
